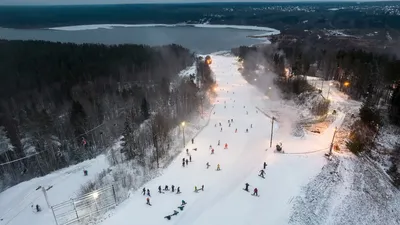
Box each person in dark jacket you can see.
[253,188,258,196]
[244,183,250,192]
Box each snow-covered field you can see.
[2,53,399,225]
[0,155,109,225]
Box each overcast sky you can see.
[0,0,389,6]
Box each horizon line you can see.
[0,1,394,7]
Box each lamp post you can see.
[270,117,275,148]
[181,121,186,147]
[327,83,333,99]
[329,127,337,155]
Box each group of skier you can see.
[141,92,269,217]
[158,185,181,194]
[182,155,192,167]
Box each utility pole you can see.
[42,186,51,208]
[329,127,337,155]
[270,117,275,148]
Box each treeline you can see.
[232,41,400,124]
[0,40,214,191]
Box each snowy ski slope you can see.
[100,54,343,225]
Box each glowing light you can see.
[92,192,99,200]
[344,81,350,87]
[181,121,186,127]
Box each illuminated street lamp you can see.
[181,121,186,147]
[344,81,350,87]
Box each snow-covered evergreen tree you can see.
[0,126,14,155]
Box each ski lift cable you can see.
[0,122,108,166]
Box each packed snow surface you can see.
[99,54,341,225]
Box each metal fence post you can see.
[112,185,118,206]
[51,206,59,225]
[72,200,79,221]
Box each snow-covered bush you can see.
[360,102,382,130]
[346,120,375,155]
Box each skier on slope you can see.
[182,161,185,167]
[142,187,146,195]
[189,155,192,162]
[218,140,220,146]
[211,149,214,154]
[147,189,151,197]
[251,124,253,128]
[182,200,187,205]
[164,185,169,191]
[146,198,151,206]
[259,169,265,178]
[246,128,248,133]
[206,162,210,169]
[224,143,228,149]
[217,164,221,171]
[253,188,258,196]
[177,187,181,194]
[192,138,194,144]
[185,159,189,166]
[235,128,237,133]
[194,186,198,192]
[158,186,162,193]
[244,183,250,192]
[172,185,175,192]
[263,162,267,169]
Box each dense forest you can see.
[0,40,215,191]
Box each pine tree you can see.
[141,98,150,120]
[70,101,88,139]
[121,116,135,161]
[0,126,14,155]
